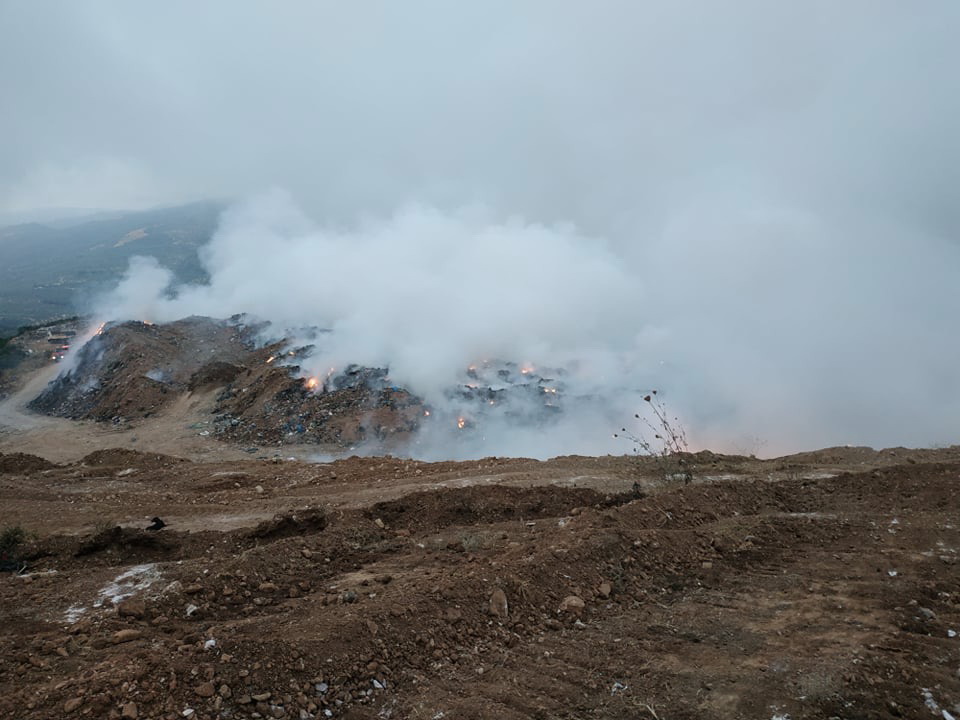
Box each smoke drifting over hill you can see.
[94,186,960,457]
[3,2,958,455]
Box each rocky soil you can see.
[2,446,960,719]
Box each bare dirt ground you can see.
[2,367,960,719]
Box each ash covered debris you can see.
[28,317,254,421]
[209,361,426,447]
[443,359,570,427]
[24,317,581,453]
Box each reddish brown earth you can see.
[1,442,960,720]
[2,342,960,719]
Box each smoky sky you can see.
[4,2,960,454]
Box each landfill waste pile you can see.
[24,318,581,455]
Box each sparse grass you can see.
[615,390,693,484]
[341,526,383,551]
[0,525,26,555]
[93,519,118,536]
[457,531,489,553]
[796,669,840,700]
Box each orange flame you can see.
[457,417,466,429]
[305,377,319,390]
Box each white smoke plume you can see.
[92,185,960,458]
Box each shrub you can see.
[614,390,693,484]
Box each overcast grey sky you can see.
[4,2,960,453]
[1,1,957,236]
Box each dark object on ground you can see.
[0,557,26,573]
[145,517,166,532]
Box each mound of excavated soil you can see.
[28,317,254,421]
[367,484,616,532]
[78,448,187,469]
[0,452,57,474]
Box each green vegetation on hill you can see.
[0,202,222,335]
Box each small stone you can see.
[919,607,936,620]
[255,485,264,493]
[300,549,313,559]
[64,697,83,713]
[373,518,385,529]
[112,629,143,644]
[252,692,272,701]
[121,702,138,719]
[219,684,232,698]
[117,598,146,619]
[184,584,204,595]
[195,682,215,697]
[488,588,508,618]
[258,582,278,592]
[701,561,713,570]
[597,582,612,598]
[558,595,586,616]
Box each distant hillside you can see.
[0,202,223,335]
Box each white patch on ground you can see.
[64,563,163,622]
[93,563,161,607]
[923,689,954,717]
[64,605,87,623]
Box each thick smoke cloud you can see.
[4,2,959,454]
[95,186,960,457]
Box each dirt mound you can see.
[28,317,254,421]
[246,508,327,541]
[0,452,56,474]
[79,448,187,469]
[187,360,243,390]
[74,526,177,560]
[368,484,612,531]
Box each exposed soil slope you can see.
[1,448,959,719]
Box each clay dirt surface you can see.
[1,368,960,719]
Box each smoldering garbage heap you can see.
[26,317,427,448]
[27,317,571,450]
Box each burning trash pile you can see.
[26,316,582,453]
[208,360,426,448]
